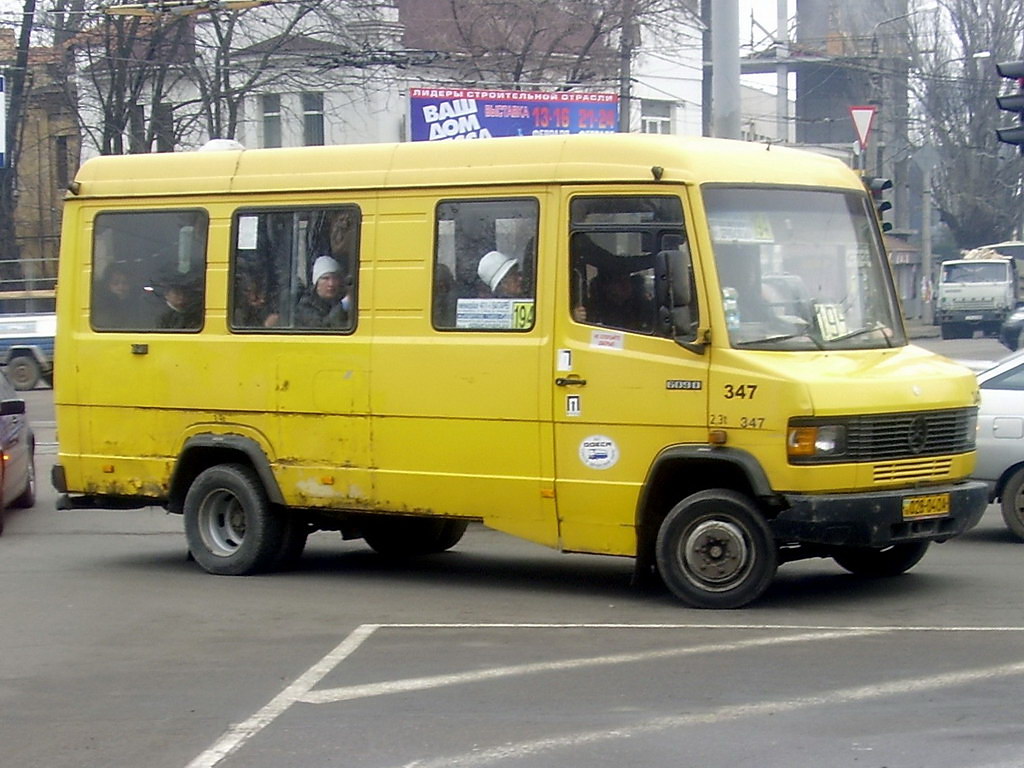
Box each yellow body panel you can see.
[55,134,979,561]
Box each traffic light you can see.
[996,60,1024,147]
[863,175,893,232]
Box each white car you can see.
[974,350,1024,540]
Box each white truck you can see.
[0,312,55,390]
[936,244,1024,340]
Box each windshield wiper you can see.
[825,323,894,347]
[733,331,824,349]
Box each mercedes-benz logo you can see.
[907,415,928,454]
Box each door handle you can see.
[555,376,587,387]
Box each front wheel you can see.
[655,490,777,609]
[184,463,285,575]
[999,467,1024,541]
[832,541,930,577]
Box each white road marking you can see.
[397,660,1024,768]
[183,623,1024,768]
[184,623,379,768]
[299,627,881,704]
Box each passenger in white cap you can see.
[477,250,526,298]
[295,254,350,328]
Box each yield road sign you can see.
[849,105,877,150]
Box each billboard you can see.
[408,87,619,142]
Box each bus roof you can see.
[69,134,862,199]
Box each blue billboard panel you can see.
[408,87,619,142]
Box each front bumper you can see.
[770,480,988,547]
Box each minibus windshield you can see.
[703,186,906,351]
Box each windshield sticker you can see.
[708,213,774,243]
[456,298,535,330]
[557,348,573,371]
[590,330,624,349]
[814,303,849,341]
[566,394,581,417]
[579,435,619,470]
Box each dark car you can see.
[0,370,36,534]
[998,306,1024,351]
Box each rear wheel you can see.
[655,489,777,609]
[832,541,930,577]
[363,517,468,557]
[999,467,1024,541]
[6,356,40,390]
[184,463,285,575]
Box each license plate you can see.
[965,315,982,321]
[902,493,950,520]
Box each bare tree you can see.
[60,4,195,155]
[0,0,39,283]
[909,0,1024,249]
[399,0,698,89]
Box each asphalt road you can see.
[3,334,1022,768]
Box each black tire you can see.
[9,450,36,509]
[999,467,1024,541]
[184,463,285,575]
[7,356,40,391]
[363,517,468,557]
[655,489,777,609]
[832,541,930,577]
[431,520,469,553]
[939,323,954,340]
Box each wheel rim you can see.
[677,517,753,592]
[198,489,247,557]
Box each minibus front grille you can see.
[873,457,954,483]
[846,408,975,461]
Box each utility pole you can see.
[711,0,740,139]
[618,1,637,133]
[775,0,789,142]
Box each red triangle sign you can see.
[849,106,877,150]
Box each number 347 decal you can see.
[723,383,758,399]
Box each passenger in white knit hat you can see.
[295,255,350,328]
[477,250,525,298]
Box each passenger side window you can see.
[231,206,359,333]
[569,196,689,338]
[91,210,208,332]
[433,198,538,331]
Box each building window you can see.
[262,94,281,148]
[302,92,325,146]
[640,99,673,135]
[55,136,69,189]
[153,103,174,152]
[129,104,146,153]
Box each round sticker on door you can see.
[579,435,619,470]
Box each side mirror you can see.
[655,248,697,342]
[0,398,26,416]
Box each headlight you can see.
[787,424,847,459]
[965,411,978,449]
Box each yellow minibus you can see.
[52,134,987,608]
